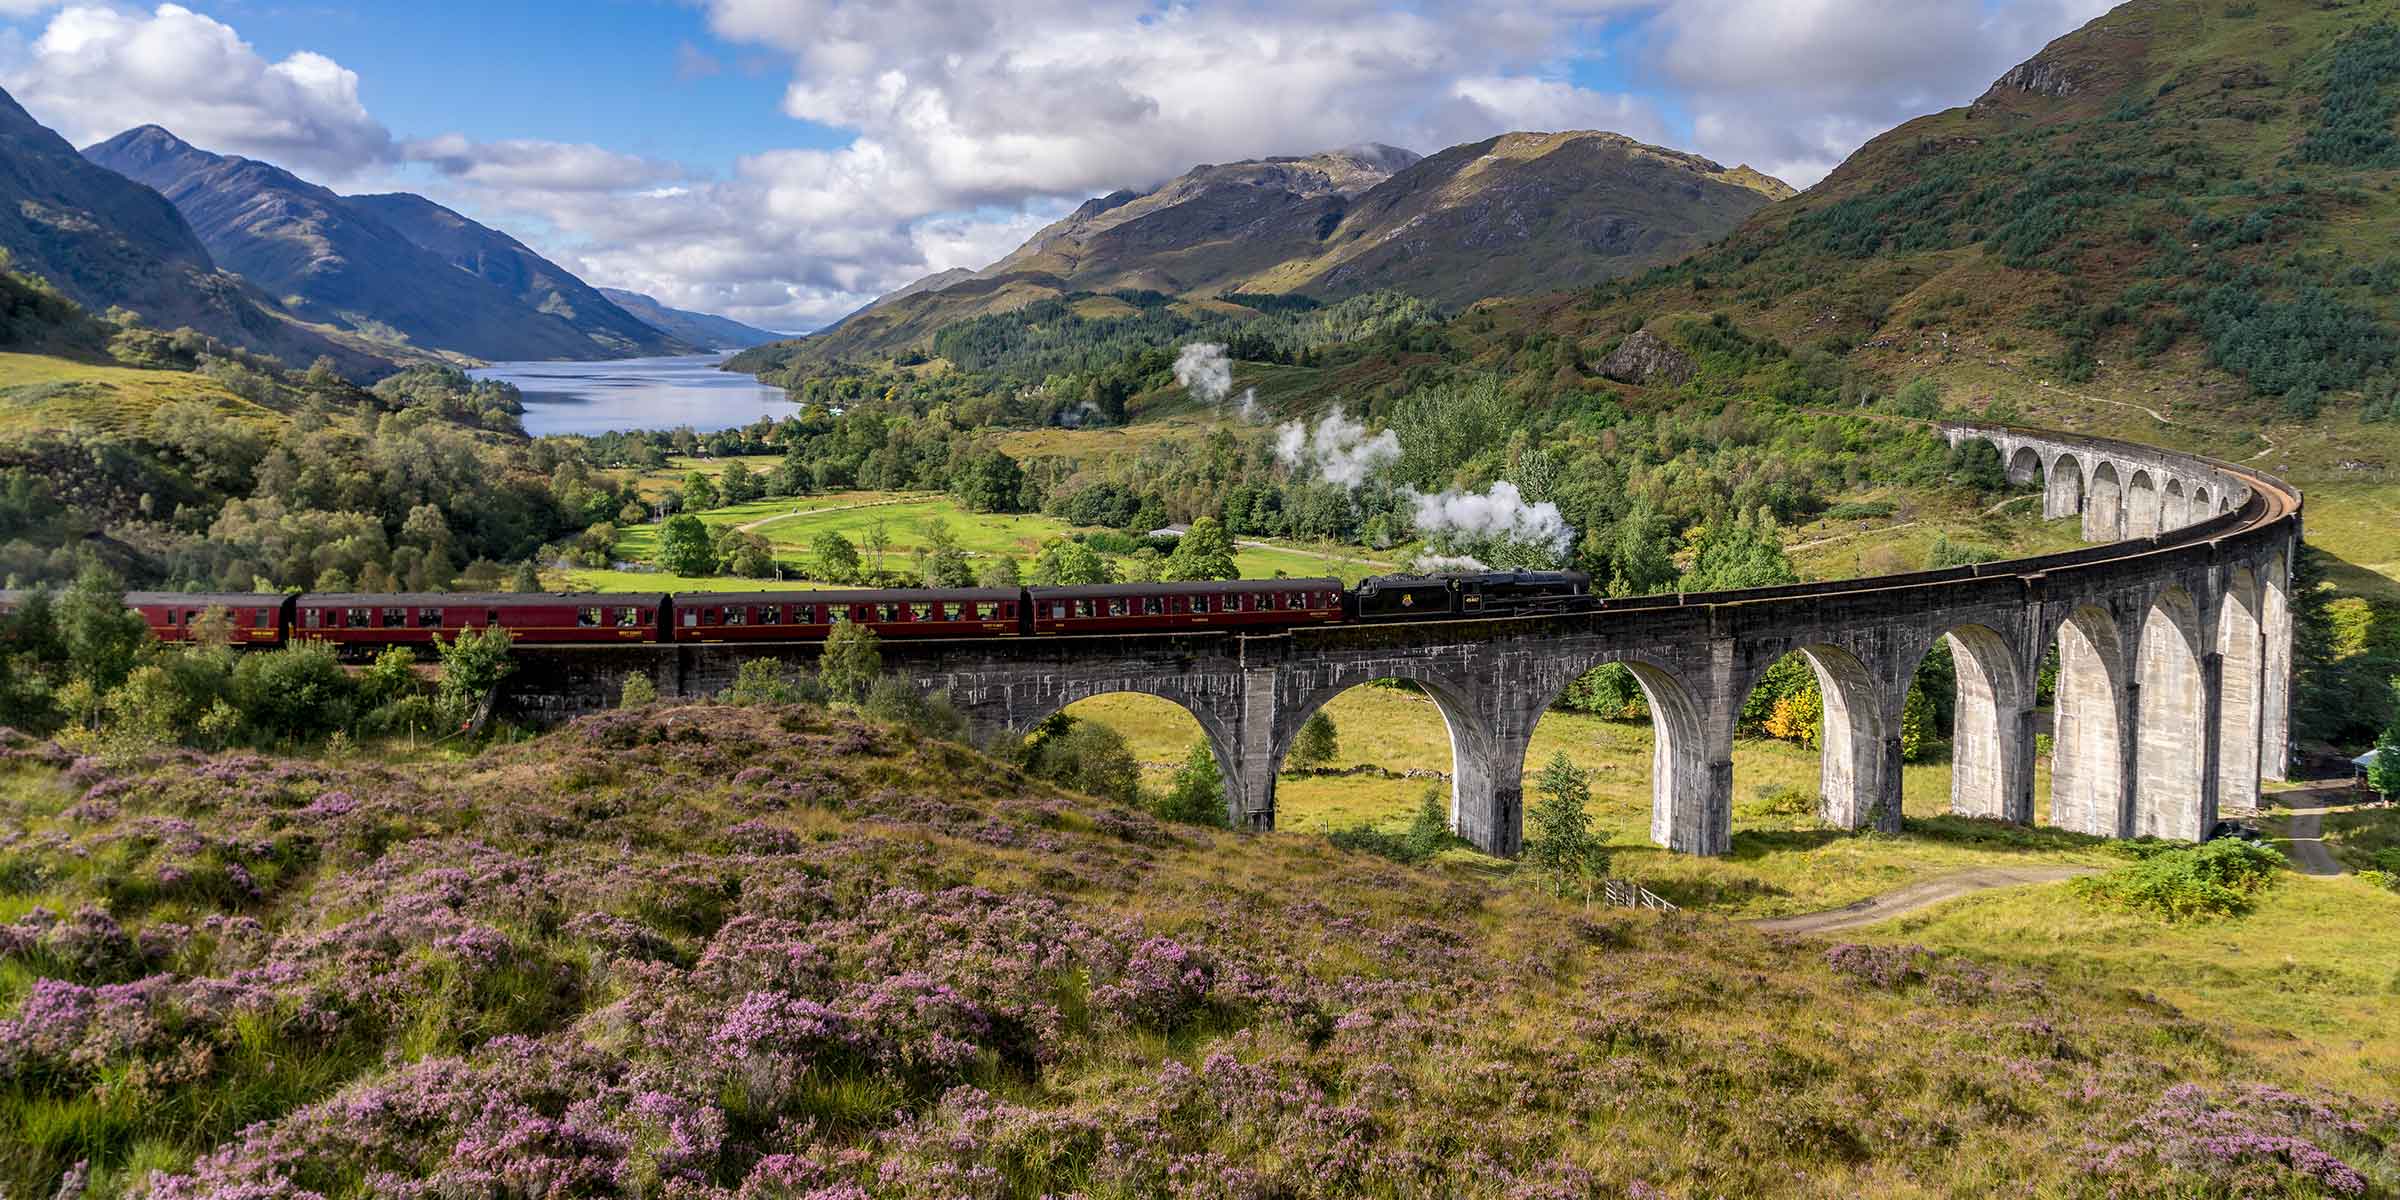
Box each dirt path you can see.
[2049,384,2172,426]
[737,496,918,535]
[1747,865,2100,935]
[2271,791,2350,877]
[1785,521,1920,554]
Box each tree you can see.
[1161,516,1239,581]
[511,561,545,593]
[720,460,762,504]
[620,672,658,708]
[1525,752,1604,886]
[919,519,972,587]
[434,626,514,727]
[1153,740,1229,826]
[2371,681,2400,800]
[659,514,718,577]
[1900,685,1939,763]
[1679,510,1798,592]
[864,519,892,578]
[818,619,881,704]
[812,532,862,584]
[1030,540,1114,586]
[951,448,1024,513]
[1288,711,1340,773]
[975,555,1022,589]
[683,470,721,511]
[62,567,149,695]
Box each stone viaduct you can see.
[501,421,2303,858]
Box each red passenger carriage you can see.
[124,593,292,644]
[293,593,665,647]
[1027,579,1344,635]
[671,589,1021,642]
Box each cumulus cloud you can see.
[0,0,2127,329]
[3,4,391,176]
[1643,0,2123,184]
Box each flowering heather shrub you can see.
[0,704,2393,1198]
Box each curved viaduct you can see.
[503,421,2303,858]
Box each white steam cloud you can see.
[1174,342,1231,404]
[1409,553,1492,576]
[1407,481,1575,560]
[1173,341,1262,421]
[1273,408,1400,489]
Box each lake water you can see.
[470,354,793,437]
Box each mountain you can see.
[595,287,783,349]
[345,193,692,355]
[820,266,977,331]
[787,133,1787,366]
[0,87,380,371]
[83,126,685,362]
[1531,0,2400,426]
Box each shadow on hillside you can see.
[1900,814,2113,854]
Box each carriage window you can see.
[617,607,642,628]
[704,609,721,626]
[382,608,407,628]
[256,607,273,627]
[1108,597,1127,617]
[725,607,747,626]
[910,603,931,621]
[348,608,371,629]
[304,609,322,630]
[1075,599,1095,618]
[759,604,781,625]
[932,603,954,621]
[681,609,698,627]
[1144,596,1164,616]
[1050,602,1068,620]
[418,608,443,628]
[578,607,602,628]
[485,610,500,626]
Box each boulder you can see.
[1598,330,1695,388]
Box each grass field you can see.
[0,352,269,436]
[1863,870,2400,1098]
[1065,685,2100,919]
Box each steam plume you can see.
[1273,408,1399,488]
[1408,481,1574,560]
[1174,342,1232,406]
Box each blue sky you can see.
[0,1,2117,329]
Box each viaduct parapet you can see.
[501,422,2303,858]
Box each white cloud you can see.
[403,134,681,192]
[3,4,391,176]
[0,0,2131,331]
[1644,0,2123,184]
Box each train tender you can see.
[672,589,1021,642]
[1028,579,1344,634]
[1351,570,1594,620]
[294,593,666,647]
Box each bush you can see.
[1152,741,1228,827]
[2071,839,2282,921]
[864,677,967,741]
[233,642,355,744]
[729,658,804,706]
[1023,715,1141,805]
[1329,786,1460,865]
[620,673,659,708]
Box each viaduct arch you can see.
[501,422,2302,858]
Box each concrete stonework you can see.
[498,423,2301,859]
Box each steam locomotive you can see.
[0,570,1593,650]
